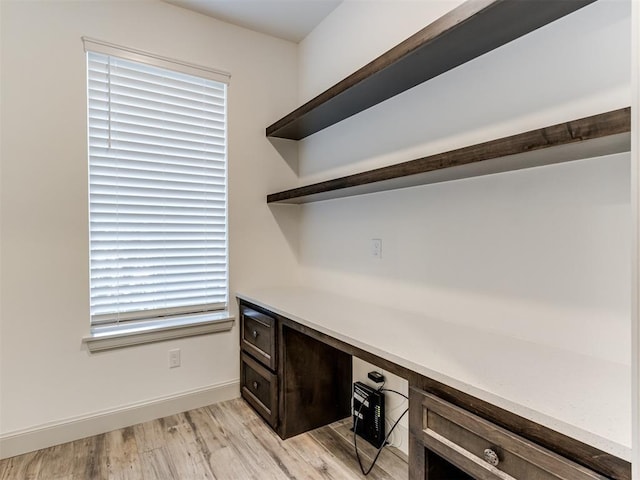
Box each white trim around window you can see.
[82,39,232,350]
[82,37,231,84]
[83,311,235,352]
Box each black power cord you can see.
[353,386,409,476]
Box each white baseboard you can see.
[0,380,240,460]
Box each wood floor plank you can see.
[331,419,409,479]
[182,406,255,479]
[138,447,179,480]
[132,413,198,479]
[0,449,43,480]
[132,415,178,454]
[80,433,108,479]
[215,404,323,480]
[67,436,98,480]
[207,401,313,479]
[32,442,76,479]
[218,401,307,479]
[162,412,216,479]
[309,424,397,480]
[285,428,367,480]
[0,398,409,480]
[105,426,144,480]
[11,439,97,480]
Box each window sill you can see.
[83,311,235,352]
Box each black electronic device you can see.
[367,371,385,383]
[352,381,385,448]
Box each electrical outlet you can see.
[371,238,382,259]
[169,348,181,368]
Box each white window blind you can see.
[87,49,228,326]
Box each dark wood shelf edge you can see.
[266,0,596,140]
[267,108,631,204]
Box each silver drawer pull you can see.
[483,448,500,467]
[252,381,259,390]
[252,330,259,339]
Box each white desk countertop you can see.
[236,286,631,462]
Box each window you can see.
[84,39,232,350]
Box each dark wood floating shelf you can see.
[267,108,631,204]
[266,0,596,140]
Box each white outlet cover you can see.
[169,348,181,368]
[371,238,382,259]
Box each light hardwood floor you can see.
[0,398,408,479]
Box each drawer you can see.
[241,305,276,370]
[241,352,278,428]
[415,389,608,480]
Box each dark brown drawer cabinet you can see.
[410,388,610,480]
[240,352,278,428]
[239,304,279,429]
[241,305,276,370]
[238,299,352,440]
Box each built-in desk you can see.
[236,287,631,480]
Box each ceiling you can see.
[165,0,342,43]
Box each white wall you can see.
[298,0,631,364]
[298,0,632,455]
[0,0,299,450]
